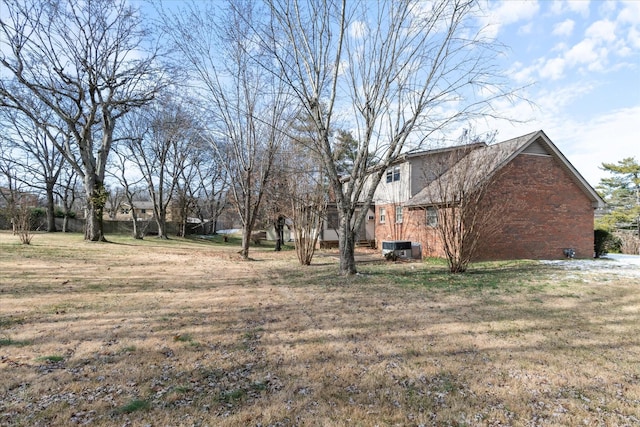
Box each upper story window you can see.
[386,166,401,183]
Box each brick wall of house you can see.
[374,204,446,258]
[475,154,595,260]
[375,153,595,260]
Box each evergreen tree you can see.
[596,157,640,235]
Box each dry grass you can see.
[1,231,639,426]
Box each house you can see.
[0,187,39,209]
[373,130,605,260]
[104,200,157,221]
[317,204,376,248]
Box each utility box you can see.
[382,240,413,258]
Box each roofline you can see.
[405,130,606,209]
[341,141,488,183]
[399,142,487,162]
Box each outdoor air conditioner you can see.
[382,240,412,258]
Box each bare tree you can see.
[0,105,67,232]
[192,154,229,236]
[55,165,81,233]
[0,0,166,241]
[284,111,329,264]
[159,0,291,259]
[256,0,518,274]
[108,149,147,239]
[0,148,21,234]
[115,95,196,239]
[420,134,513,272]
[289,155,327,265]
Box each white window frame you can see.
[426,206,438,227]
[379,207,386,224]
[386,166,401,183]
[395,205,403,223]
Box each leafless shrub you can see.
[423,140,511,273]
[15,203,33,245]
[615,230,640,255]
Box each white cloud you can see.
[565,39,600,66]
[566,0,591,17]
[539,57,566,80]
[508,61,536,83]
[349,21,368,39]
[547,106,640,186]
[519,22,534,35]
[551,42,569,52]
[551,0,591,17]
[598,0,618,17]
[618,1,640,24]
[536,81,596,114]
[552,19,575,36]
[628,27,640,49]
[480,0,539,39]
[585,19,617,43]
[484,103,639,187]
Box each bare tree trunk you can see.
[338,211,357,275]
[45,183,57,232]
[84,176,106,242]
[240,226,252,259]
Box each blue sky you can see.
[480,0,640,187]
[135,0,636,188]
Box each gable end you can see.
[522,140,551,156]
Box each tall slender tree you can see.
[159,0,292,259]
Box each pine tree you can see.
[596,157,640,235]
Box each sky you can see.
[479,0,640,188]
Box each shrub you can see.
[594,229,620,258]
[54,208,76,218]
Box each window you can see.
[426,206,438,227]
[386,166,401,183]
[327,210,339,229]
[379,207,386,224]
[395,205,403,223]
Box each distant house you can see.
[104,200,157,221]
[371,130,605,260]
[0,186,39,209]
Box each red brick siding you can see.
[474,154,594,260]
[375,153,595,260]
[374,204,446,258]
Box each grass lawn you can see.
[0,231,638,426]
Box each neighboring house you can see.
[104,200,157,221]
[372,130,605,260]
[0,186,39,209]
